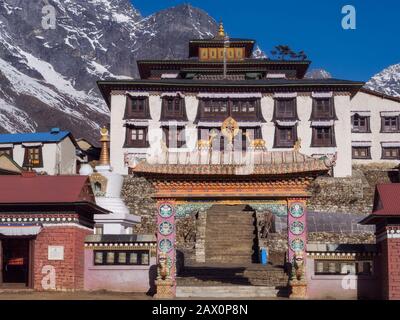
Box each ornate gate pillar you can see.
[287,198,308,299]
[155,201,176,298]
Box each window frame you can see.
[381,147,400,160]
[352,146,371,159]
[197,127,262,151]
[124,126,149,148]
[311,126,336,147]
[311,97,336,120]
[162,126,187,148]
[124,96,151,120]
[196,98,261,122]
[274,125,297,148]
[274,98,297,120]
[381,116,400,133]
[23,146,43,168]
[351,114,371,133]
[160,96,188,121]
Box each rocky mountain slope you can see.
[0,0,217,142]
[0,1,398,142]
[365,63,400,97]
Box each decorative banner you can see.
[157,202,176,294]
[287,200,307,264]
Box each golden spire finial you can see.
[218,20,225,37]
[99,126,110,166]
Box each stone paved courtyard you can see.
[0,291,290,300]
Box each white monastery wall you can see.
[110,91,355,177]
[59,137,77,174]
[350,91,400,165]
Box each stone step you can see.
[176,285,286,298]
[205,237,256,242]
[206,222,254,227]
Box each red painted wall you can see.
[33,226,91,291]
[386,238,400,300]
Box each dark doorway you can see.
[1,238,30,287]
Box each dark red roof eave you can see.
[0,201,110,215]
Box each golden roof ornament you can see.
[221,117,239,144]
[218,21,225,38]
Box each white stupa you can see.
[83,128,140,234]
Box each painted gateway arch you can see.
[130,139,332,298]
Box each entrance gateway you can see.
[131,143,331,298]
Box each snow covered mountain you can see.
[0,0,217,142]
[305,68,332,79]
[365,63,400,97]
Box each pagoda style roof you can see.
[131,150,330,179]
[97,78,365,108]
[137,59,311,79]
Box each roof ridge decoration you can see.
[130,149,332,177]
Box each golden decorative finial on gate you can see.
[99,127,110,166]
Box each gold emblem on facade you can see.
[221,117,239,143]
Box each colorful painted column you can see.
[287,198,307,298]
[154,201,176,298]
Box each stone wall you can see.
[121,175,157,234]
[308,165,399,215]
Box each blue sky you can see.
[131,0,399,81]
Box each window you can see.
[352,147,371,159]
[311,127,336,147]
[311,98,336,120]
[198,128,225,151]
[274,126,297,148]
[160,97,187,121]
[314,260,373,276]
[23,146,43,167]
[204,100,228,114]
[94,250,150,266]
[124,97,150,119]
[381,116,400,133]
[231,100,256,114]
[196,98,262,122]
[240,127,262,151]
[198,127,262,151]
[382,147,400,160]
[275,99,297,120]
[124,127,149,148]
[162,126,186,148]
[352,114,370,133]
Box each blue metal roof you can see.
[0,129,71,144]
